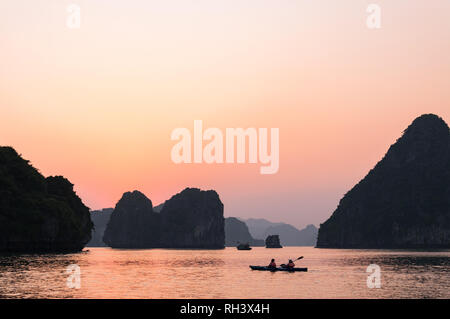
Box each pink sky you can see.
[1,1,450,229]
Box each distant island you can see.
[224,217,265,247]
[0,146,93,253]
[317,114,450,248]
[243,218,318,246]
[89,212,317,248]
[87,208,113,247]
[103,188,225,249]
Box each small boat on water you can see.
[249,265,308,272]
[237,243,252,250]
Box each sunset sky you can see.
[1,1,450,229]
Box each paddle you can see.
[280,256,303,268]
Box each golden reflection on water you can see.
[0,247,449,299]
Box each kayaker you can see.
[268,259,277,268]
[286,259,295,269]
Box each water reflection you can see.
[0,247,448,298]
[0,253,84,299]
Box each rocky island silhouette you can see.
[0,147,93,253]
[103,188,225,249]
[317,114,450,248]
[89,213,317,248]
[1,114,449,253]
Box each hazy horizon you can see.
[1,1,450,229]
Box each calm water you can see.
[0,247,449,299]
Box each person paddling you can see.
[268,259,277,269]
[286,259,295,269]
[281,256,303,268]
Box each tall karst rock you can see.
[317,114,450,248]
[103,191,161,248]
[161,188,225,249]
[103,188,225,249]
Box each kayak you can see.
[249,266,308,272]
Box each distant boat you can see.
[237,243,252,250]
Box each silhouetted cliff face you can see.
[161,188,225,249]
[153,203,164,213]
[102,188,225,249]
[225,217,265,246]
[317,114,450,248]
[103,191,161,248]
[0,146,93,253]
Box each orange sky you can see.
[1,1,450,228]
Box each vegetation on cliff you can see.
[0,146,93,253]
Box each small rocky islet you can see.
[265,235,283,248]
